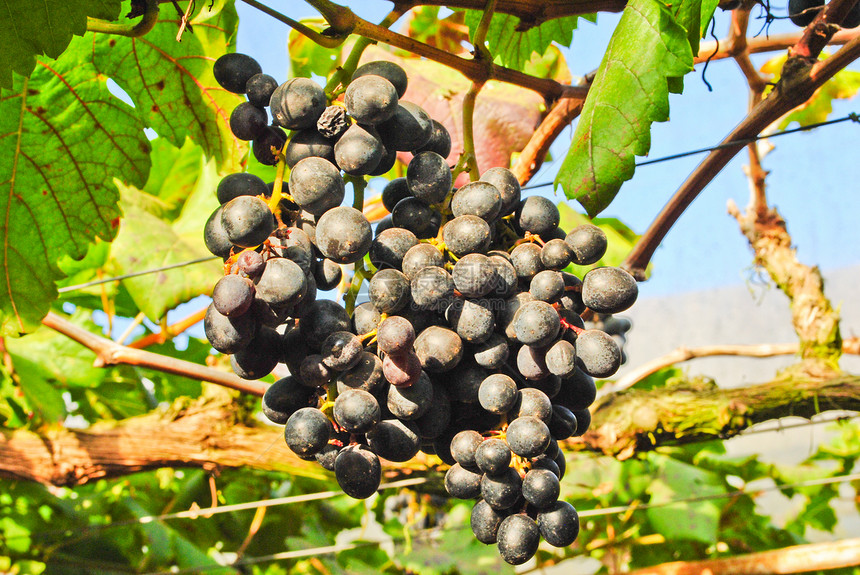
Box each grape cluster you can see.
[205,52,639,565]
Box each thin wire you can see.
[142,470,860,575]
[522,111,860,190]
[137,477,428,523]
[57,256,220,293]
[51,113,858,291]
[576,471,860,518]
[736,412,859,436]
[21,477,429,542]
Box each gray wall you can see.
[617,264,860,387]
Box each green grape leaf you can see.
[0,36,150,337]
[672,0,718,56]
[4,311,104,390]
[144,137,210,216]
[0,517,31,554]
[645,453,724,544]
[555,0,695,216]
[521,44,573,83]
[289,18,346,79]
[109,173,222,321]
[463,11,592,72]
[0,372,30,427]
[786,486,839,534]
[92,3,246,172]
[124,499,174,564]
[10,357,67,424]
[0,0,122,89]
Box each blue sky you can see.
[233,1,860,300]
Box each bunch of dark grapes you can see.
[205,52,639,565]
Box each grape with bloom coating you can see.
[315,207,372,264]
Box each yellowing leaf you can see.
[760,53,860,129]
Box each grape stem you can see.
[460,82,483,182]
[87,0,159,37]
[41,312,269,397]
[238,0,347,48]
[238,0,588,100]
[323,10,404,98]
[457,0,496,182]
[268,154,288,218]
[347,175,367,211]
[344,260,368,315]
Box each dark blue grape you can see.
[444,463,482,499]
[581,267,638,314]
[270,78,326,130]
[221,196,275,248]
[367,419,421,462]
[522,468,560,509]
[334,388,380,434]
[352,61,408,97]
[471,499,508,544]
[214,53,261,93]
[335,445,381,499]
[245,72,278,107]
[475,438,512,476]
[506,416,550,458]
[478,373,519,415]
[229,101,268,140]
[212,274,255,317]
[334,123,384,175]
[344,75,399,125]
[315,206,373,264]
[515,196,559,236]
[496,514,540,565]
[536,501,580,547]
[407,151,452,204]
[565,224,607,265]
[284,407,331,456]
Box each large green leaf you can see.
[397,504,513,575]
[10,358,67,424]
[4,311,104,390]
[0,0,122,89]
[463,11,591,72]
[555,0,694,216]
[645,453,724,544]
[92,2,246,172]
[109,169,222,320]
[0,36,150,337]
